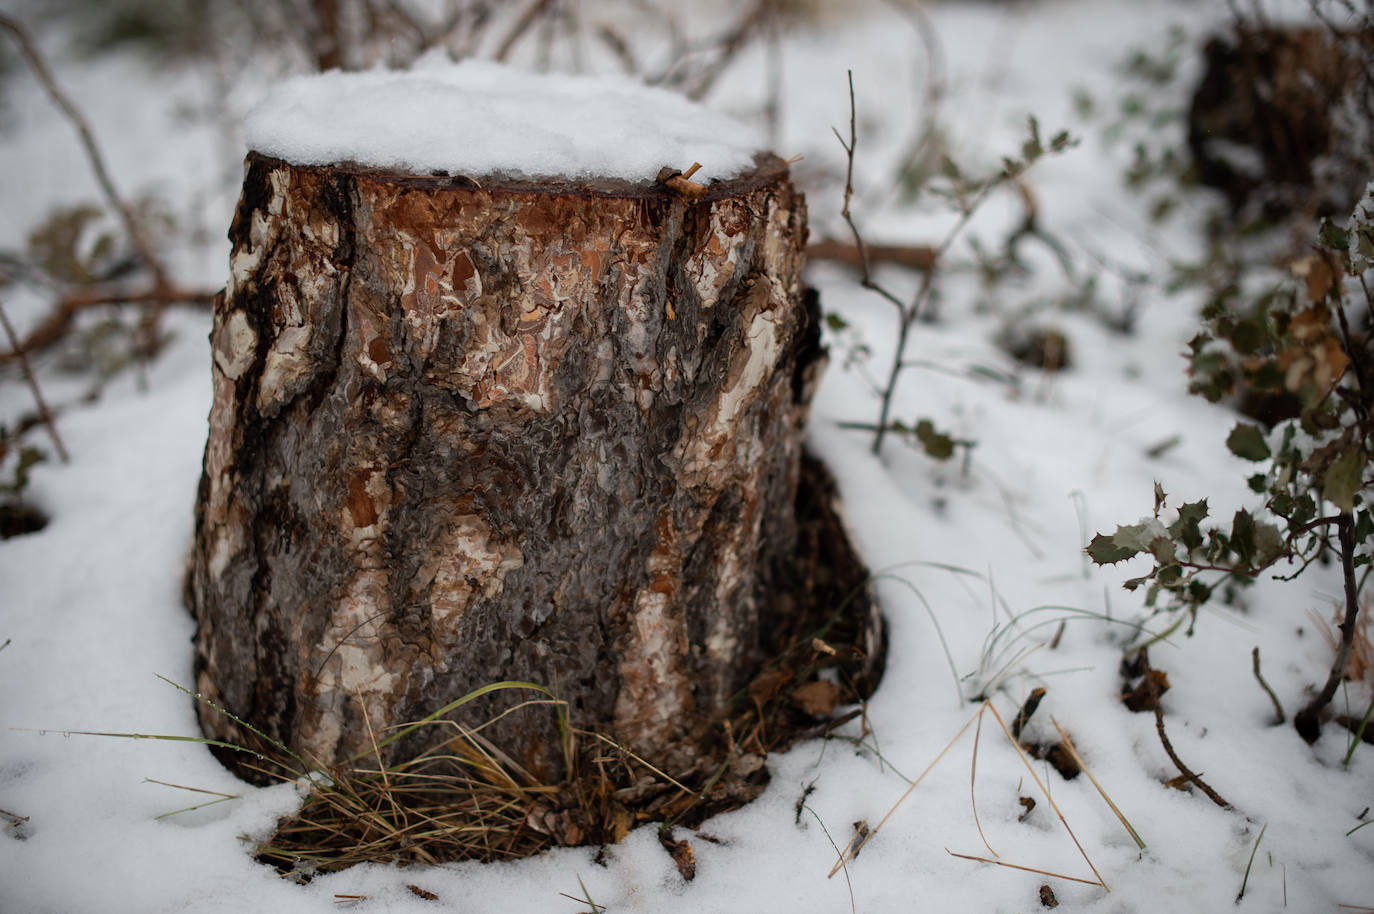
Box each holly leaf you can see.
[1230,509,1257,565]
[1169,499,1209,552]
[1087,533,1139,565]
[1323,446,1365,513]
[1226,423,1270,462]
[1149,536,1178,565]
[1253,521,1285,566]
[1087,522,1159,564]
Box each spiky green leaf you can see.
[1226,423,1271,462]
[1169,499,1209,552]
[1087,532,1139,565]
[1323,446,1365,513]
[1231,509,1257,566]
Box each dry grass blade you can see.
[983,702,1108,891]
[0,300,68,462]
[1049,717,1145,851]
[945,850,1108,887]
[1236,823,1266,903]
[828,703,984,877]
[804,805,857,914]
[970,707,998,858]
[583,731,693,795]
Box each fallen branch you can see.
[1251,646,1285,725]
[0,13,170,292]
[0,285,217,365]
[1142,651,1231,809]
[0,300,68,462]
[807,238,936,273]
[1294,513,1362,744]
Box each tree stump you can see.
[187,150,834,779]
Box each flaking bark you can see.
[188,152,823,778]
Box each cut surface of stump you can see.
[187,65,882,808]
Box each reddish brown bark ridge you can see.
[188,152,831,778]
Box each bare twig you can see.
[0,285,217,365]
[0,14,170,293]
[1295,513,1362,743]
[0,300,68,463]
[494,0,556,62]
[1251,646,1285,724]
[1141,651,1231,808]
[808,239,936,273]
[834,72,909,316]
[876,0,948,211]
[683,0,773,101]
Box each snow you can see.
[2,1,1373,912]
[243,57,763,181]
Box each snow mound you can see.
[243,57,763,182]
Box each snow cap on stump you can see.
[244,56,763,181]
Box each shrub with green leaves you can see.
[1089,181,1374,742]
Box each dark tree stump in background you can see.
[187,151,845,778]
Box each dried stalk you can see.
[0,285,217,365]
[1295,513,1363,743]
[1141,651,1231,808]
[0,300,68,462]
[0,14,170,293]
[1251,646,1285,725]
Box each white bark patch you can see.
[426,515,524,645]
[212,310,258,382]
[615,524,694,755]
[705,542,745,661]
[615,588,691,751]
[684,205,748,309]
[674,307,780,479]
[256,325,314,415]
[305,569,399,761]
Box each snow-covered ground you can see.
[2,1,1371,911]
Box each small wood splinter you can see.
[657,162,708,200]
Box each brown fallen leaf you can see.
[670,840,696,881]
[792,679,842,717]
[1122,669,1169,712]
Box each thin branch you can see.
[682,0,773,101]
[1141,651,1231,808]
[1332,294,1372,403]
[1251,646,1285,724]
[0,300,68,462]
[0,285,217,365]
[1294,513,1362,743]
[0,14,170,293]
[808,239,936,273]
[494,0,556,62]
[834,72,910,315]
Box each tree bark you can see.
[187,152,826,779]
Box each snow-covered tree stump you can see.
[187,139,824,777]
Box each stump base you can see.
[249,451,882,875]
